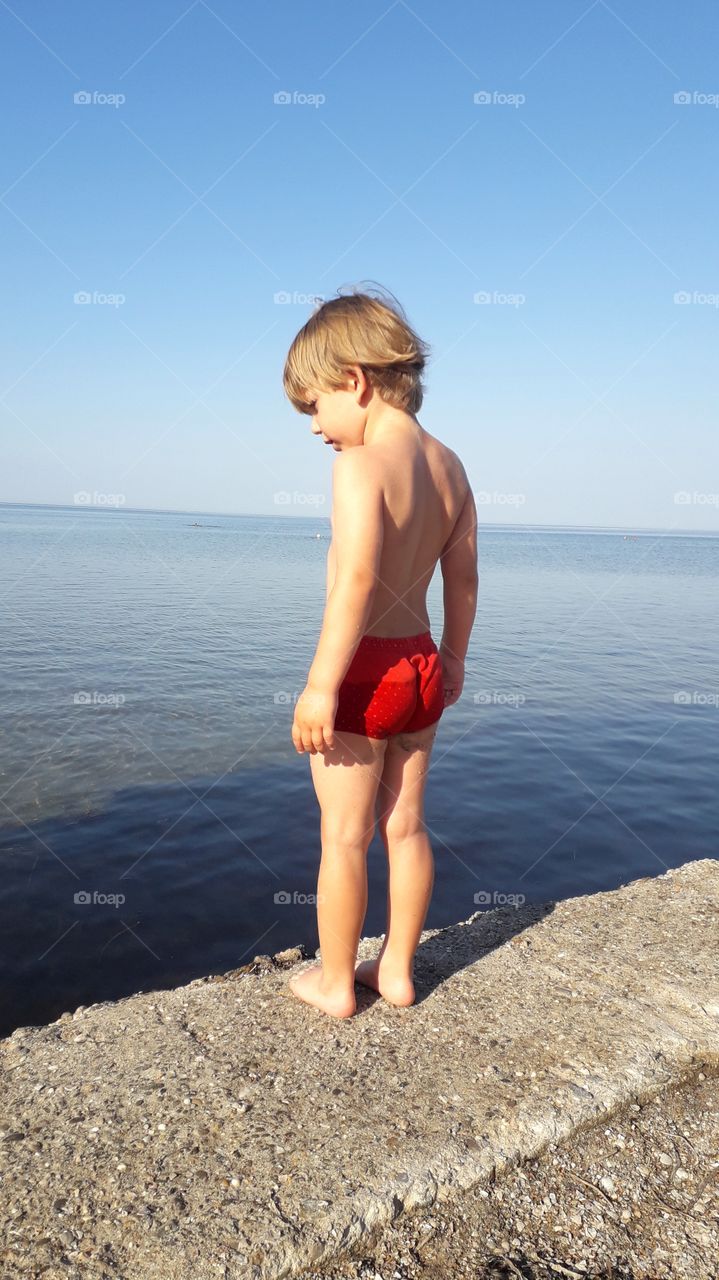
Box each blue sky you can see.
[1,0,717,528]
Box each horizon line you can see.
[0,499,717,536]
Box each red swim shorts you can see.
[333,631,445,740]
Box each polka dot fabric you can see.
[334,630,445,739]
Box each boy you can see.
[282,286,478,1019]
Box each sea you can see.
[0,503,717,1037]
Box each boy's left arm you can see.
[292,452,384,753]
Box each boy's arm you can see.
[325,512,337,602]
[439,480,479,663]
[308,451,383,693]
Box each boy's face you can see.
[307,367,368,451]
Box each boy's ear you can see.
[347,363,367,397]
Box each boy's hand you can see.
[439,649,465,707]
[292,683,337,754]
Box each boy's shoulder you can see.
[333,444,379,468]
[333,435,467,496]
[331,447,383,513]
[332,446,384,486]
[330,449,384,541]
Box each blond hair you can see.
[282,284,431,416]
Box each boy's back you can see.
[358,423,472,637]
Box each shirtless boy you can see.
[282,287,478,1019]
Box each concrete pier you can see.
[1,858,717,1279]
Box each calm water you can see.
[1,504,717,1037]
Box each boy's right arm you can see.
[439,479,479,706]
[326,511,337,602]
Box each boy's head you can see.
[282,285,430,450]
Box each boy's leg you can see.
[288,729,387,1017]
[356,721,439,1006]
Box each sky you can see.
[0,0,717,529]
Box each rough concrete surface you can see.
[1,858,718,1280]
[299,1065,719,1280]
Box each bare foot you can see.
[355,956,415,1007]
[288,964,356,1018]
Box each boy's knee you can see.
[380,809,423,846]
[321,818,374,853]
